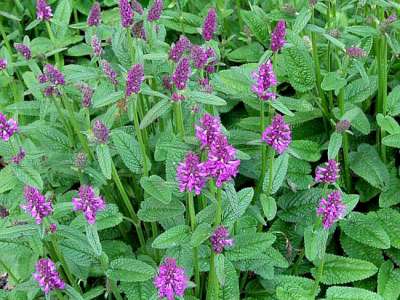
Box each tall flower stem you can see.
[265,103,276,196]
[174,101,185,139]
[188,192,200,297]
[45,22,62,68]
[338,89,351,191]
[256,100,267,198]
[132,96,149,176]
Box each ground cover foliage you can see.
[1,0,400,299]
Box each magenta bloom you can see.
[126,64,144,96]
[78,84,93,108]
[92,120,109,144]
[190,45,208,69]
[252,60,277,101]
[171,92,185,102]
[87,2,101,26]
[195,113,221,149]
[210,226,234,253]
[162,75,173,90]
[336,120,351,133]
[172,57,191,90]
[36,0,53,21]
[315,160,340,184]
[271,20,286,52]
[0,58,7,70]
[262,114,291,154]
[169,35,191,62]
[177,152,206,195]
[72,185,105,224]
[33,258,65,294]
[346,47,366,58]
[199,78,213,93]
[147,0,163,21]
[0,112,18,141]
[91,35,102,57]
[12,148,26,164]
[101,60,118,85]
[154,258,188,300]
[132,0,144,14]
[49,223,57,233]
[201,134,240,188]
[74,152,87,169]
[119,0,134,28]
[132,21,146,40]
[204,47,217,73]
[43,64,65,85]
[21,186,53,224]
[317,190,346,229]
[202,8,217,41]
[14,43,32,60]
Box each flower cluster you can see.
[317,190,346,229]
[87,2,101,26]
[14,43,31,60]
[177,152,206,195]
[147,0,163,22]
[195,113,221,149]
[119,0,134,28]
[262,114,291,154]
[252,60,277,101]
[0,58,7,70]
[21,186,53,224]
[91,35,102,57]
[101,60,118,85]
[315,160,340,184]
[132,0,144,14]
[336,120,351,133]
[92,120,109,144]
[271,20,286,52]
[346,47,366,58]
[0,112,18,141]
[12,148,26,164]
[126,64,144,96]
[74,152,87,169]
[79,84,94,108]
[36,0,53,21]
[132,21,146,40]
[38,64,65,96]
[210,226,234,253]
[191,45,208,69]
[202,8,217,41]
[33,258,65,294]
[72,185,106,224]
[172,57,191,90]
[169,35,191,62]
[154,258,188,300]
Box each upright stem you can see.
[45,22,62,68]
[312,258,325,297]
[52,97,75,148]
[256,101,267,198]
[188,192,200,298]
[174,101,185,139]
[338,89,351,191]
[133,96,149,176]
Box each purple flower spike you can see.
[132,0,144,14]
[0,58,7,70]
[79,84,93,108]
[172,58,191,90]
[126,64,144,97]
[44,64,65,85]
[210,226,234,253]
[169,35,191,62]
[201,134,240,188]
[119,0,134,28]
[252,60,277,101]
[14,43,32,60]
[154,258,188,300]
[190,45,208,69]
[74,152,87,169]
[271,20,286,52]
[92,120,109,144]
[36,0,53,21]
[177,152,206,195]
[21,186,53,224]
[171,92,185,102]
[87,2,101,26]
[346,47,366,58]
[147,0,163,22]
[101,60,118,85]
[202,8,217,41]
[33,258,65,294]
[162,75,173,90]
[262,114,291,154]
[0,112,18,141]
[91,35,102,57]
[195,113,221,149]
[132,21,146,40]
[12,148,26,165]
[72,185,105,224]
[317,190,346,229]
[315,160,340,184]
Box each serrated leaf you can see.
[140,99,172,129]
[321,72,347,91]
[326,286,383,300]
[382,133,400,148]
[260,194,277,221]
[304,225,328,261]
[293,8,311,34]
[288,140,321,162]
[11,164,43,189]
[345,76,378,103]
[376,114,400,135]
[263,151,289,194]
[377,261,400,300]
[376,208,400,249]
[96,144,112,180]
[71,204,123,231]
[186,91,227,106]
[215,254,225,286]
[152,225,190,249]
[190,223,212,247]
[218,258,239,300]
[138,198,185,222]
[241,9,268,46]
[328,132,342,159]
[106,258,155,282]
[112,130,143,174]
[140,176,172,204]
[387,86,400,116]
[85,223,102,257]
[226,233,275,261]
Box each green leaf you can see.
[349,144,389,190]
[138,198,185,222]
[271,100,295,116]
[241,9,268,46]
[340,106,370,135]
[387,86,400,116]
[112,130,143,174]
[382,133,400,148]
[190,223,212,247]
[340,212,391,249]
[260,194,277,221]
[218,259,240,300]
[11,164,43,189]
[120,281,156,300]
[140,99,172,129]
[326,286,383,300]
[263,152,289,194]
[322,33,346,50]
[52,0,72,38]
[377,261,400,300]
[71,204,123,231]
[0,224,37,240]
[226,43,264,63]
[293,8,312,33]
[282,47,315,92]
[328,132,342,159]
[376,114,400,135]
[186,91,227,106]
[321,72,347,91]
[0,166,19,193]
[140,176,173,204]
[63,65,99,82]
[345,76,378,104]
[275,275,318,300]
[96,144,112,180]
[212,64,254,99]
[304,225,328,261]
[152,225,190,249]
[64,285,85,300]
[92,88,124,108]
[85,224,102,257]
[226,233,275,261]
[312,254,378,285]
[215,254,225,286]
[223,186,254,226]
[376,208,400,249]
[288,140,321,162]
[106,258,155,282]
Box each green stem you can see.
[0,259,19,283]
[0,20,12,53]
[265,148,275,196]
[126,28,136,64]
[256,101,266,198]
[338,89,351,192]
[133,96,149,176]
[188,192,200,297]
[45,22,62,68]
[312,258,325,297]
[174,101,185,140]
[52,97,75,148]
